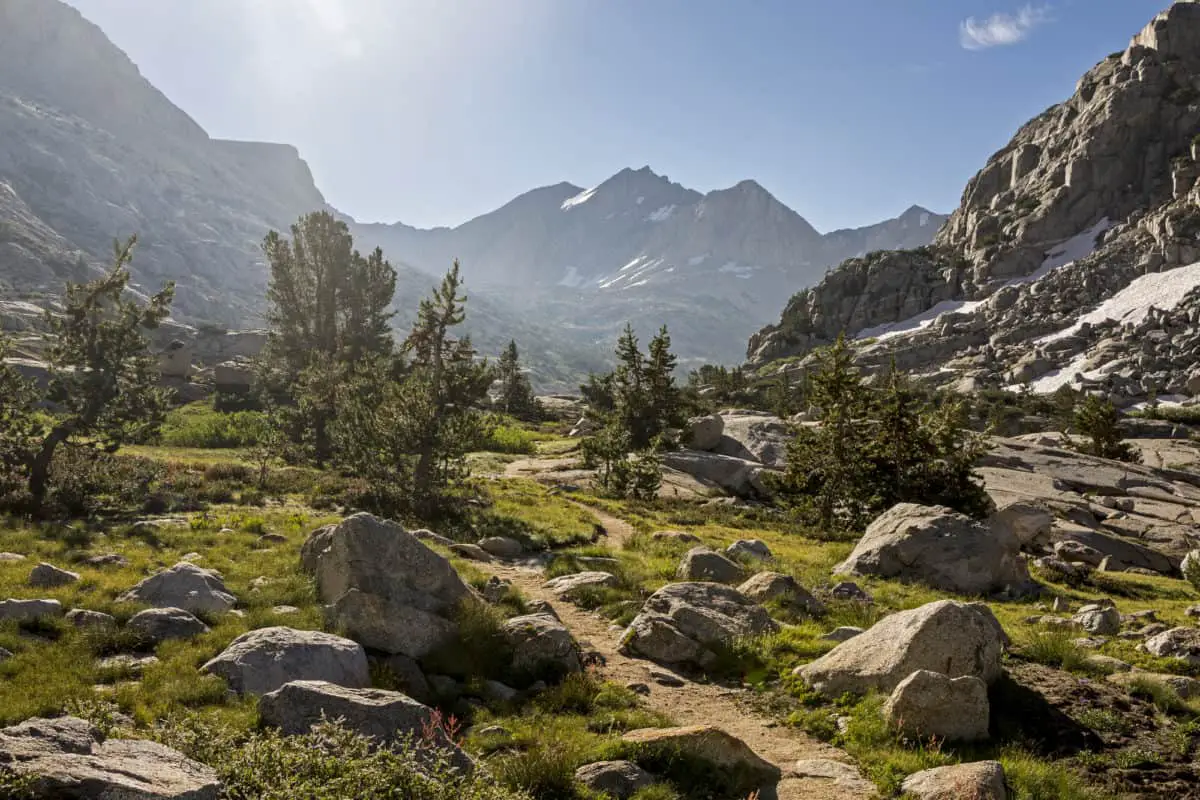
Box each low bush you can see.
[160,404,267,449]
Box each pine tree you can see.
[1070,395,1140,463]
[260,211,396,464]
[25,237,174,511]
[0,336,38,500]
[495,340,540,420]
[643,325,682,444]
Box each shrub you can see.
[479,423,544,455]
[34,449,164,517]
[1020,630,1091,673]
[160,405,268,449]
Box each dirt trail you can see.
[483,502,874,800]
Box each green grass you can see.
[158,402,267,449]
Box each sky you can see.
[66,0,1166,233]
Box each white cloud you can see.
[960,5,1052,50]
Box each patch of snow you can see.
[561,187,597,210]
[647,204,676,222]
[1007,218,1110,289]
[599,256,665,289]
[855,299,984,342]
[1039,259,1200,344]
[636,196,645,205]
[627,279,650,288]
[919,212,931,227]
[687,255,708,266]
[694,203,706,219]
[1130,395,1189,411]
[718,261,758,278]
[557,266,584,288]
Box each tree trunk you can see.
[28,426,71,514]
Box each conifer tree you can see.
[1070,395,1140,463]
[495,340,540,420]
[260,211,396,464]
[24,237,174,511]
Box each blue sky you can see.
[67,0,1164,232]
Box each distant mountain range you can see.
[0,0,946,388]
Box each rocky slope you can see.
[749,1,1200,407]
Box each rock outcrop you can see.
[835,503,1032,595]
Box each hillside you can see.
[749,1,1200,410]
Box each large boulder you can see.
[621,582,778,668]
[676,547,744,584]
[620,726,780,794]
[502,613,581,678]
[1144,627,1200,665]
[989,500,1053,549]
[797,600,1007,697]
[687,414,725,451]
[574,760,655,799]
[127,607,210,643]
[901,761,1006,800]
[301,513,475,658]
[736,572,824,615]
[0,716,220,799]
[118,562,237,614]
[712,412,790,467]
[202,626,369,696]
[882,670,990,742]
[835,503,1032,595]
[661,450,770,499]
[258,680,473,773]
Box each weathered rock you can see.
[202,626,369,696]
[477,537,524,559]
[449,543,493,562]
[127,607,210,643]
[621,582,777,668]
[258,680,472,773]
[829,581,872,602]
[0,716,220,799]
[1054,540,1105,567]
[687,414,725,451]
[651,530,702,544]
[118,562,237,614]
[990,500,1054,549]
[622,726,779,793]
[1073,604,1121,636]
[544,572,619,599]
[1084,654,1132,673]
[28,562,79,588]
[713,412,790,467]
[502,613,581,678]
[83,553,130,568]
[736,572,824,615]
[901,761,1006,800]
[726,539,772,561]
[661,450,770,499]
[1108,670,1200,699]
[0,552,26,561]
[96,654,159,677]
[820,626,864,643]
[677,547,744,583]
[301,513,475,658]
[882,670,990,742]
[835,504,1031,595]
[574,760,655,799]
[64,609,116,630]
[1144,627,1200,665]
[0,599,63,622]
[797,600,1006,697]
[791,759,875,794]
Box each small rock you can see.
[28,562,80,588]
[258,533,288,545]
[574,760,655,799]
[620,726,779,794]
[96,654,159,677]
[0,552,26,562]
[202,626,369,696]
[1084,654,1132,673]
[477,537,523,559]
[626,682,651,695]
[448,543,493,562]
[1144,627,1200,665]
[0,647,11,662]
[272,605,300,615]
[651,530,701,544]
[737,572,824,615]
[481,679,518,703]
[1185,605,1200,619]
[1073,603,1121,636]
[902,761,1006,800]
[648,669,685,687]
[118,562,237,614]
[502,613,581,678]
[677,547,743,583]
[0,598,63,622]
[882,670,989,742]
[477,725,510,737]
[726,539,772,561]
[83,554,129,567]
[65,609,117,630]
[481,576,512,604]
[819,626,864,643]
[1052,597,1071,613]
[829,581,871,602]
[791,759,874,794]
[544,572,618,599]
[127,607,210,643]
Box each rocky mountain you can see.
[0,0,943,388]
[355,169,945,366]
[750,1,1200,409]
